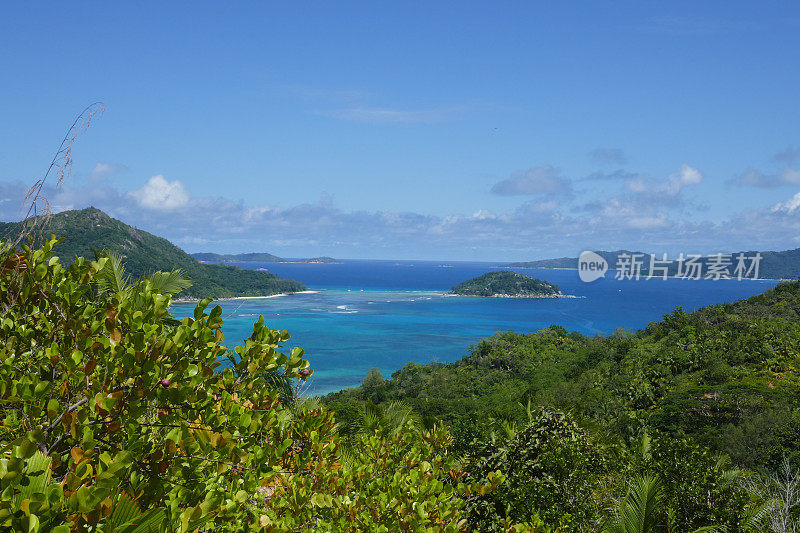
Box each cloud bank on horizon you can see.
[2,153,799,261]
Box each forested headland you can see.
[0,207,305,298]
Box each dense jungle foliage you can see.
[0,238,505,531]
[0,208,305,298]
[450,271,561,297]
[328,280,800,530]
[3,237,800,531]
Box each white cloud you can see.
[90,162,127,182]
[625,178,648,193]
[4,159,800,259]
[127,175,189,210]
[730,166,800,188]
[773,146,800,165]
[598,197,670,229]
[782,167,800,185]
[772,191,800,214]
[665,164,703,195]
[583,169,639,181]
[471,209,496,220]
[611,164,701,203]
[490,166,573,197]
[589,148,627,165]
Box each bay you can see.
[170,260,778,395]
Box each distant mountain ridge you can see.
[504,248,800,280]
[192,252,341,264]
[0,207,305,298]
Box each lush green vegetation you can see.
[505,248,800,280]
[450,270,561,297]
[0,238,505,531]
[4,236,800,531]
[327,280,800,530]
[192,252,342,264]
[0,208,305,298]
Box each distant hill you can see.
[450,270,562,298]
[193,252,341,264]
[0,208,305,299]
[504,248,800,280]
[504,251,631,270]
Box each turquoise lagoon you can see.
[170,260,779,395]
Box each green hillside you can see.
[450,270,561,297]
[327,280,800,473]
[0,207,305,298]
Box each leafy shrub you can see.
[0,238,494,531]
[643,434,748,530]
[461,408,607,531]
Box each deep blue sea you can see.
[170,260,779,395]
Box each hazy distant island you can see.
[192,252,342,264]
[449,270,580,298]
[504,248,800,280]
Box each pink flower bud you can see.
[299,369,310,377]
[160,379,170,387]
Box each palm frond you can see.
[109,493,167,533]
[15,451,52,505]
[145,269,193,296]
[96,250,130,298]
[261,369,295,406]
[295,396,323,412]
[357,402,383,435]
[604,474,664,533]
[383,401,421,432]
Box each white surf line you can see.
[224,290,319,300]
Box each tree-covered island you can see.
[449,270,579,298]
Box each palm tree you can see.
[335,401,423,469]
[94,250,193,305]
[604,474,665,533]
[604,473,727,533]
[92,250,192,328]
[93,253,308,413]
[353,401,422,438]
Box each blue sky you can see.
[1,2,799,260]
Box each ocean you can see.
[170,260,779,395]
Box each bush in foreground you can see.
[0,238,498,531]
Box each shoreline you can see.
[172,290,318,304]
[446,292,585,299]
